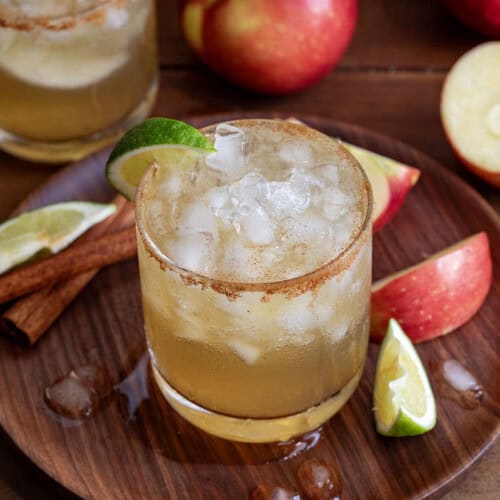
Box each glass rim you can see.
[135,118,373,297]
[0,0,118,31]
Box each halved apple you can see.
[441,42,500,187]
[371,232,492,343]
[343,143,420,232]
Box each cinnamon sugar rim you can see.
[0,0,123,32]
[135,119,373,298]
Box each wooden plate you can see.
[0,113,498,499]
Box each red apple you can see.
[371,232,492,343]
[181,0,358,95]
[442,0,500,38]
[343,143,421,232]
[441,42,500,187]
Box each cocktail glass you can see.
[135,119,372,443]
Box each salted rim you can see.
[135,119,373,297]
[0,0,121,31]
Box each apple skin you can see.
[373,164,420,232]
[181,0,358,95]
[342,143,421,232]
[371,232,492,343]
[442,0,500,38]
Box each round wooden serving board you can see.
[0,113,498,500]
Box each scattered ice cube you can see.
[177,201,218,238]
[228,339,261,364]
[206,123,246,178]
[279,141,312,164]
[443,360,479,392]
[44,365,111,420]
[165,232,216,275]
[240,206,274,246]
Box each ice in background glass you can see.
[136,120,372,443]
[0,0,158,163]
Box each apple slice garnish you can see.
[441,42,500,187]
[371,232,492,343]
[343,143,420,232]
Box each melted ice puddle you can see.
[115,353,150,422]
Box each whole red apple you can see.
[442,0,500,38]
[181,0,358,95]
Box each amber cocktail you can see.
[136,119,372,442]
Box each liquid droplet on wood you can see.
[251,483,301,500]
[44,365,111,419]
[271,428,323,462]
[115,353,150,422]
[296,459,342,500]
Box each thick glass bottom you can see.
[0,77,158,164]
[152,363,364,443]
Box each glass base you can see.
[152,363,364,443]
[0,76,158,164]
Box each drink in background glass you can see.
[0,0,158,163]
[136,119,372,443]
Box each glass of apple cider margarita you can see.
[135,119,372,443]
[0,0,158,162]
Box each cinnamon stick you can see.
[1,196,135,345]
[0,226,137,305]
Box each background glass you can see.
[0,0,158,163]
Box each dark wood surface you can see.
[0,1,499,498]
[0,115,498,500]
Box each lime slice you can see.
[373,319,436,437]
[106,117,215,200]
[0,201,116,274]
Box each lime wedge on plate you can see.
[0,201,116,274]
[106,117,215,200]
[373,319,436,437]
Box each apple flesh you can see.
[371,232,492,343]
[441,42,500,187]
[181,0,358,95]
[343,143,420,232]
[442,0,500,38]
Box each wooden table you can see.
[0,1,498,498]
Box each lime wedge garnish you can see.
[105,117,215,200]
[0,201,116,274]
[373,319,436,437]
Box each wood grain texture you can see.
[0,115,498,500]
